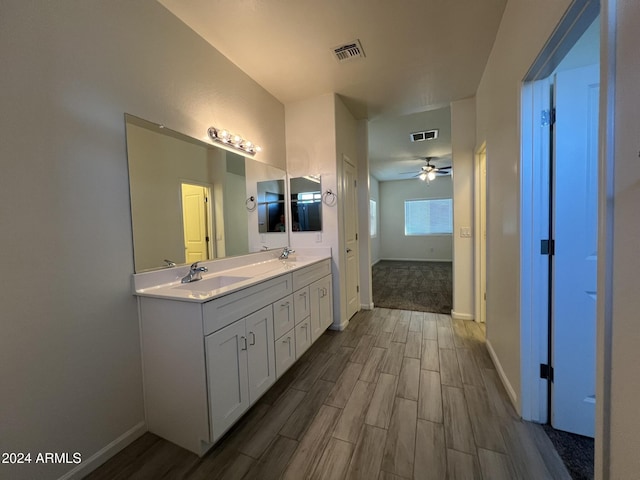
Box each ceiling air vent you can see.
[410,129,439,142]
[333,39,365,62]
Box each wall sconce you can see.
[208,127,262,156]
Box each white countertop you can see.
[132,248,331,303]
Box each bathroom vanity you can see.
[132,249,332,455]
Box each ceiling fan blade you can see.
[436,165,452,170]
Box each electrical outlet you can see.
[316,233,322,243]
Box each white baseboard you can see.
[380,257,453,262]
[485,339,520,414]
[58,421,146,480]
[371,259,381,266]
[329,318,349,331]
[361,302,374,310]
[451,310,474,320]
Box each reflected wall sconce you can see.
[208,127,262,156]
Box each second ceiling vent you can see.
[410,129,439,142]
[333,39,366,62]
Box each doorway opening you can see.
[520,4,599,478]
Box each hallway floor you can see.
[87,309,571,479]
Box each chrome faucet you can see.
[279,246,295,259]
[181,262,208,283]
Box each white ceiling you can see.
[158,0,507,180]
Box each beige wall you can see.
[0,2,284,479]
[450,98,476,319]
[602,0,640,476]
[379,178,454,261]
[285,93,363,327]
[475,0,572,410]
[285,94,343,324]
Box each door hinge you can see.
[540,239,555,255]
[356,285,359,293]
[205,236,210,242]
[540,363,554,382]
[541,108,556,127]
[205,196,208,203]
[355,233,358,240]
[354,179,357,187]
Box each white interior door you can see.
[181,183,210,263]
[343,157,359,320]
[552,63,599,437]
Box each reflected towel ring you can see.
[245,196,257,211]
[322,189,337,206]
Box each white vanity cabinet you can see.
[274,329,296,376]
[310,274,333,341]
[206,305,275,440]
[137,257,333,456]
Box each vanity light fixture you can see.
[207,126,262,156]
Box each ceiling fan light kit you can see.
[400,156,452,182]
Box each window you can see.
[404,198,453,235]
[370,199,377,237]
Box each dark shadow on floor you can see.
[542,424,594,480]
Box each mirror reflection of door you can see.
[289,176,322,232]
[266,192,286,232]
[181,183,212,263]
[257,179,286,233]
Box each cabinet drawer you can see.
[293,287,310,325]
[292,259,331,291]
[295,318,312,359]
[273,294,294,339]
[203,274,293,335]
[275,330,296,378]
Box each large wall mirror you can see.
[258,179,286,232]
[289,176,322,232]
[125,114,287,272]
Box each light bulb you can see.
[427,171,437,181]
[419,172,427,181]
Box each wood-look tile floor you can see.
[86,309,571,480]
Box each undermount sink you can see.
[174,275,250,292]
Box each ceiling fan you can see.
[401,157,452,182]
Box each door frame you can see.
[474,142,487,324]
[519,1,600,424]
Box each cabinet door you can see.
[295,318,312,358]
[245,305,276,402]
[206,320,249,441]
[309,279,323,342]
[273,294,294,339]
[293,287,310,325]
[275,330,295,378]
[319,275,333,330]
